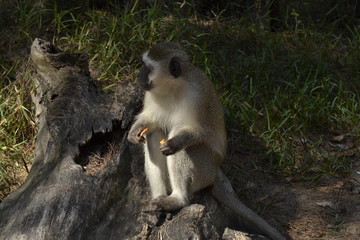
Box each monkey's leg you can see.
[150,152,190,211]
[144,130,168,198]
[152,145,217,211]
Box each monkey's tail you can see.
[211,171,286,240]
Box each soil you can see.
[243,170,360,240]
[225,132,360,240]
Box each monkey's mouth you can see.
[138,80,153,91]
[137,65,153,91]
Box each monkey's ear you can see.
[169,57,181,78]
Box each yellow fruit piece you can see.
[139,128,148,137]
[160,139,166,144]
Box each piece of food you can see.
[139,128,149,137]
[160,139,166,144]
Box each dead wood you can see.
[0,39,269,240]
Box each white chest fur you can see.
[142,91,198,133]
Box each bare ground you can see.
[225,132,360,240]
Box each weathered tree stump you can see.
[0,39,269,240]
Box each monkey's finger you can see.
[140,136,147,144]
[160,145,175,156]
[128,130,145,144]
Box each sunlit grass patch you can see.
[0,61,36,200]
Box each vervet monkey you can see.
[128,42,285,240]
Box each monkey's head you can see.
[137,42,190,94]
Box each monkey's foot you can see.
[140,207,164,226]
[141,200,167,226]
[149,195,187,212]
[143,201,163,213]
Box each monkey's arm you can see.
[160,126,204,155]
[128,116,157,144]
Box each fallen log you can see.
[0,38,273,240]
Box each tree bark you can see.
[0,39,267,240]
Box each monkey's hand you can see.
[160,139,180,156]
[128,125,147,144]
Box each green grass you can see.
[1,0,360,200]
[0,60,35,199]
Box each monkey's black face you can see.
[137,51,183,92]
[137,64,153,91]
